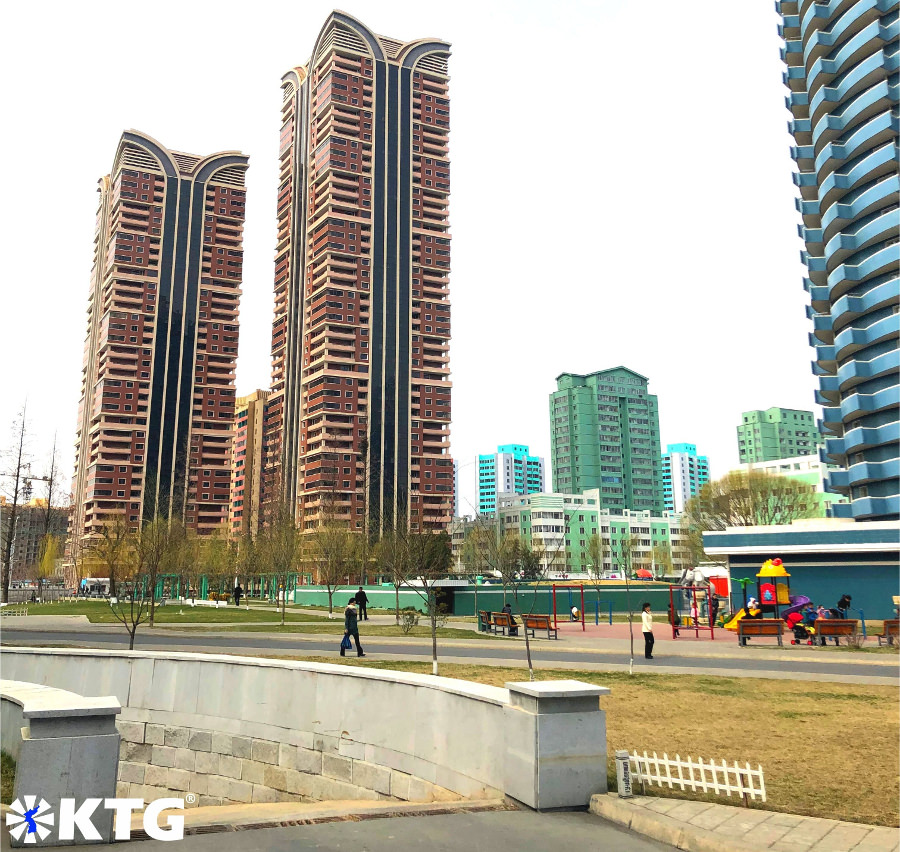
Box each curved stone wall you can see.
[1,648,609,810]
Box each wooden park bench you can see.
[877,619,899,647]
[738,618,784,646]
[523,614,558,640]
[478,610,493,633]
[814,618,858,645]
[491,612,517,636]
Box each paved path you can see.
[591,794,898,852]
[6,809,675,852]
[3,623,897,684]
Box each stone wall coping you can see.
[0,679,121,719]
[2,648,509,707]
[506,680,610,699]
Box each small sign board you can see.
[615,749,633,798]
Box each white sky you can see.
[1,0,816,515]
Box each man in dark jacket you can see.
[233,584,243,607]
[355,587,369,620]
[342,598,365,657]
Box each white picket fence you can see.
[629,751,766,803]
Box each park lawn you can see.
[254,655,899,828]
[176,622,487,639]
[0,751,14,805]
[22,601,325,624]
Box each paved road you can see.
[3,627,896,682]
[4,810,674,852]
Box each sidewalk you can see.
[591,794,899,852]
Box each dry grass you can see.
[254,654,899,827]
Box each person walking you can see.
[836,594,852,618]
[233,583,243,607]
[342,597,366,657]
[355,587,369,620]
[641,601,655,660]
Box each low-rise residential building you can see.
[491,490,690,577]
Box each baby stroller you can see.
[790,622,814,645]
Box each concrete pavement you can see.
[591,794,899,852]
[3,618,897,684]
[0,808,677,852]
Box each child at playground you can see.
[570,605,581,622]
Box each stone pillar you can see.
[5,690,121,846]
[502,679,609,810]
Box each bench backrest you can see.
[523,615,551,628]
[815,618,857,634]
[492,612,512,626]
[739,619,783,635]
[478,611,492,624]
[883,619,900,635]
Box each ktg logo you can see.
[6,796,185,844]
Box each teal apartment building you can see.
[737,407,823,463]
[550,368,664,515]
[478,443,545,515]
[661,443,710,514]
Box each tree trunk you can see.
[431,608,438,676]
[327,587,333,616]
[149,567,157,627]
[281,578,286,626]
[395,585,400,625]
[517,594,535,682]
[625,574,634,675]
[129,627,136,651]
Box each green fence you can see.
[292,583,673,617]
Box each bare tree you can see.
[93,509,131,597]
[375,520,412,624]
[685,469,818,532]
[619,533,641,675]
[405,528,452,676]
[258,499,302,625]
[307,518,357,618]
[1,404,31,603]
[134,516,174,627]
[106,533,151,650]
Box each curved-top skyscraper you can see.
[264,12,454,535]
[69,131,248,555]
[778,0,899,520]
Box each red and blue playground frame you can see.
[551,584,586,631]
[668,584,716,639]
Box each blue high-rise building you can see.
[778,0,899,521]
[478,444,545,515]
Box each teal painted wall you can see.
[292,583,674,617]
[727,563,898,620]
[453,585,672,617]
[293,586,429,612]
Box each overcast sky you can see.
[1,0,815,513]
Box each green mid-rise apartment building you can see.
[550,368,664,514]
[736,407,822,463]
[491,490,690,576]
